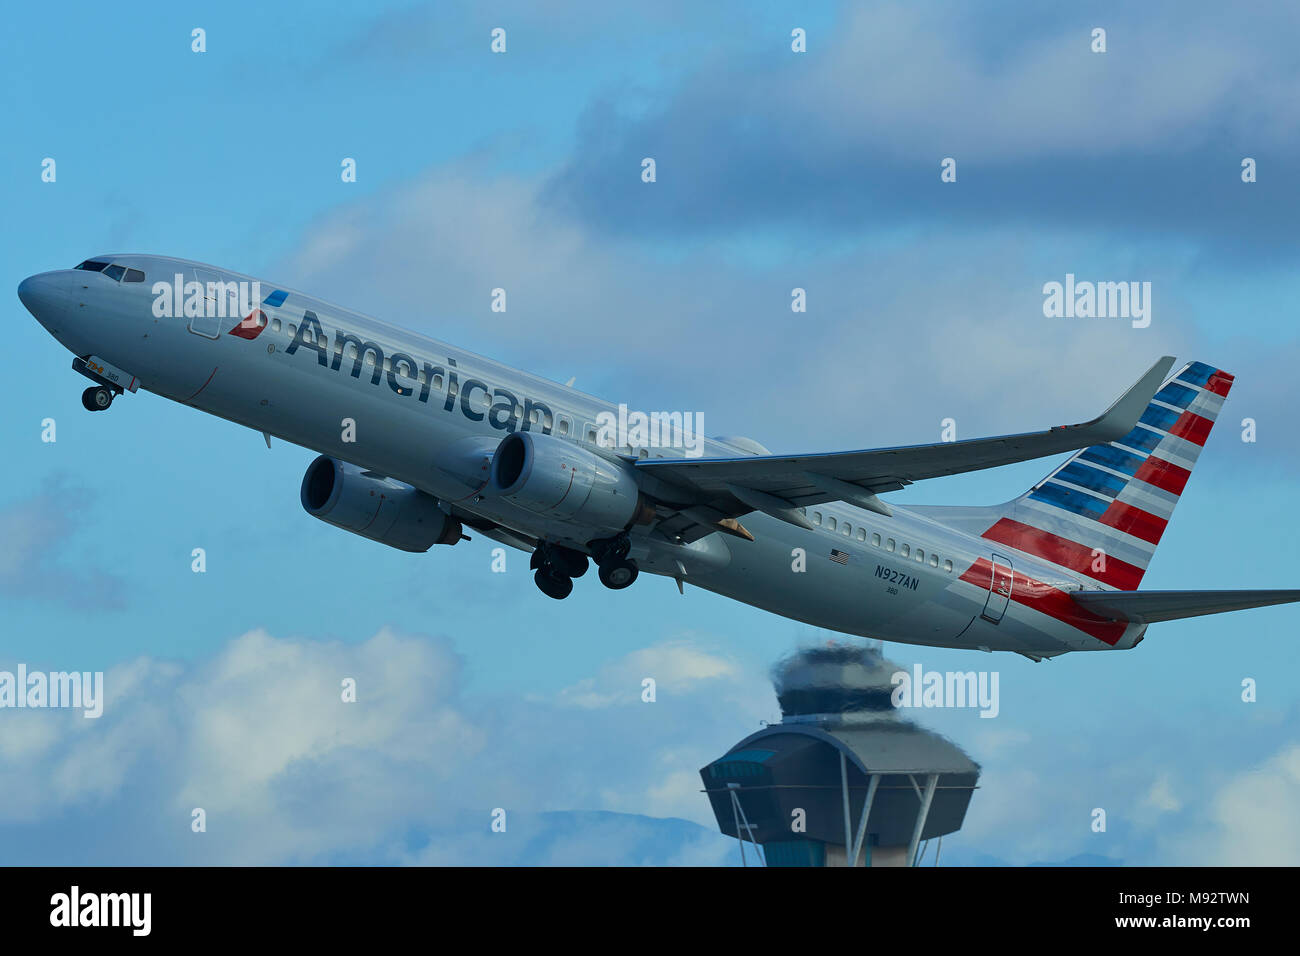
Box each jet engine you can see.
[300,455,462,552]
[489,431,649,532]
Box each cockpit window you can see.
[124,268,145,283]
[75,260,110,272]
[103,264,127,281]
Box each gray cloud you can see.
[0,482,126,611]
[543,2,1300,255]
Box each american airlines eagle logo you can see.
[229,309,268,340]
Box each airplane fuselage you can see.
[19,255,1148,657]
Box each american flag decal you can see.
[829,549,849,565]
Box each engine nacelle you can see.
[300,455,461,553]
[490,431,648,532]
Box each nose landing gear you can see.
[81,385,114,411]
[73,357,133,412]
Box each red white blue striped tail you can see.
[982,361,1234,591]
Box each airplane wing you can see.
[636,356,1175,543]
[1072,589,1300,623]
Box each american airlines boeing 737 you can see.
[18,255,1300,660]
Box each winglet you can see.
[1073,355,1175,443]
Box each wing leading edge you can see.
[637,356,1176,542]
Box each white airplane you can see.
[19,255,1300,659]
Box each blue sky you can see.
[2,0,1298,865]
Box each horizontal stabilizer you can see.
[1073,589,1300,623]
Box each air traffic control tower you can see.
[700,645,980,866]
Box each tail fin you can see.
[981,361,1234,591]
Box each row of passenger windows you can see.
[808,509,955,573]
[75,260,145,283]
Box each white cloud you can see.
[554,638,739,709]
[1143,772,1182,814]
[969,727,1032,758]
[4,620,1297,864]
[1199,743,1300,865]
[0,626,770,862]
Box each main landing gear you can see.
[531,541,588,600]
[591,534,639,591]
[81,385,114,411]
[529,534,639,599]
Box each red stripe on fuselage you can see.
[982,518,1145,590]
[959,558,1126,645]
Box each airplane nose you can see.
[18,272,62,318]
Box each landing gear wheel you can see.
[553,549,589,578]
[598,557,638,590]
[590,533,631,565]
[534,569,574,600]
[531,543,589,578]
[81,386,113,411]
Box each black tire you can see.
[553,548,589,578]
[82,386,113,411]
[534,569,573,600]
[598,558,638,590]
[532,544,588,578]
